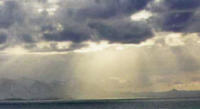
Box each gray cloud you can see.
[43,0,153,44]
[75,0,152,19]
[0,0,155,51]
[43,25,91,43]
[20,34,35,43]
[0,1,25,28]
[149,0,200,32]
[0,33,7,44]
[43,18,153,44]
[88,19,153,43]
[0,0,200,52]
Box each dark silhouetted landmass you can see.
[121,89,200,99]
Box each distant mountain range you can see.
[0,78,69,100]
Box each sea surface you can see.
[0,98,199,109]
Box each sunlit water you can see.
[0,98,199,109]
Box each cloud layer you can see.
[0,0,199,52]
[0,0,149,52]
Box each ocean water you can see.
[0,98,199,109]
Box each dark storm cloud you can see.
[43,18,153,44]
[0,0,156,51]
[149,0,200,32]
[1,0,200,49]
[0,1,25,28]
[43,26,91,43]
[41,25,56,33]
[0,33,7,44]
[76,0,152,19]
[186,9,200,33]
[20,34,35,43]
[41,0,154,45]
[162,12,193,32]
[3,0,200,51]
[165,0,200,10]
[88,20,153,43]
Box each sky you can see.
[0,0,200,99]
